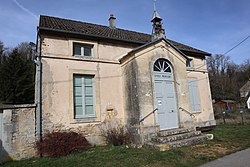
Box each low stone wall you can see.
[0,104,36,163]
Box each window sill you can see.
[191,111,202,114]
[73,55,93,59]
[186,67,194,70]
[70,117,101,124]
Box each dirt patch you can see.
[193,144,229,156]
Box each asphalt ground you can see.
[200,148,250,167]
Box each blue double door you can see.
[154,74,179,130]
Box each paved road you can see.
[200,148,250,167]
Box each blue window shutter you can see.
[192,81,200,111]
[84,76,94,115]
[73,75,94,118]
[74,76,83,118]
[189,80,200,111]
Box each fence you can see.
[214,109,250,125]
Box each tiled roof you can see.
[39,15,211,56]
[221,100,236,103]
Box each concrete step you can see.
[169,135,207,150]
[158,127,195,137]
[152,131,202,143]
[146,135,207,151]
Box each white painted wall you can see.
[247,97,250,109]
[0,110,3,163]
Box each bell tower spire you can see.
[151,0,165,41]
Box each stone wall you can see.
[0,104,36,164]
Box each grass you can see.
[2,124,250,167]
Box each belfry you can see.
[151,0,166,41]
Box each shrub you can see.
[36,131,91,157]
[100,118,131,146]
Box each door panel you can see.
[155,81,164,115]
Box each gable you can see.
[119,38,187,66]
[240,81,250,92]
[240,80,250,97]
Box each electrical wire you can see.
[188,35,250,73]
[223,35,250,55]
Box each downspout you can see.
[36,28,42,142]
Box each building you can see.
[240,80,250,109]
[35,9,215,145]
[213,100,238,112]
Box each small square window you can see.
[73,43,93,57]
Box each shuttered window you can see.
[73,75,95,118]
[188,79,200,111]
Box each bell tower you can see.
[151,0,166,41]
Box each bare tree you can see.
[207,54,230,100]
[207,54,250,102]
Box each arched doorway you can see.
[153,58,179,130]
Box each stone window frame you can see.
[73,42,94,58]
[69,69,101,124]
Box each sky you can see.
[0,0,249,64]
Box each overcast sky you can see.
[0,0,249,64]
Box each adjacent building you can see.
[240,80,250,109]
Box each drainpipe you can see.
[35,30,42,142]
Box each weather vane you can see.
[154,0,157,11]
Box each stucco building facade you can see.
[36,13,215,144]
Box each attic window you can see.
[73,43,93,57]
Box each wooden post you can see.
[223,112,226,124]
[240,111,244,125]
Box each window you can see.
[153,59,171,73]
[73,75,95,118]
[73,43,93,57]
[188,79,200,111]
[186,59,193,68]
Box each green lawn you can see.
[2,124,250,167]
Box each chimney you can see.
[109,14,116,29]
